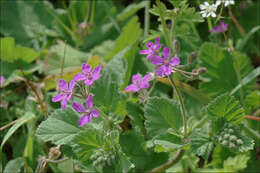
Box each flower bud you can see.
[229,135,237,141]
[229,142,235,148]
[237,139,243,145]
[228,129,234,133]
[224,134,230,139]
[222,140,228,145]
[198,67,207,74]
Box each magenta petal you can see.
[61,98,68,110]
[139,50,149,55]
[85,115,92,124]
[93,65,102,75]
[155,37,160,44]
[170,57,180,66]
[86,95,93,109]
[151,56,163,65]
[146,54,153,60]
[132,74,141,85]
[125,84,139,93]
[52,94,65,102]
[142,74,150,83]
[156,66,165,77]
[74,73,86,81]
[84,79,94,86]
[162,47,170,58]
[164,65,172,76]
[78,115,88,127]
[58,79,68,91]
[92,74,101,81]
[69,80,76,90]
[0,76,4,84]
[91,109,99,118]
[82,63,91,74]
[72,102,85,113]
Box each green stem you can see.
[144,0,150,37]
[168,76,188,137]
[216,3,224,23]
[156,0,173,53]
[207,17,213,31]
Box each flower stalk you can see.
[168,75,188,138]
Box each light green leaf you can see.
[105,16,142,61]
[117,1,146,22]
[190,130,213,160]
[199,43,254,97]
[245,90,260,113]
[36,107,82,145]
[223,154,250,172]
[230,67,260,95]
[206,93,245,124]
[3,157,24,173]
[0,37,39,63]
[0,37,16,62]
[1,112,35,148]
[72,129,104,162]
[144,97,183,138]
[154,133,184,152]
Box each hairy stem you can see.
[156,0,173,53]
[207,17,213,31]
[148,149,184,173]
[144,0,150,37]
[168,76,188,137]
[228,6,246,36]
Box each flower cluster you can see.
[52,63,101,126]
[125,37,180,95]
[200,0,235,18]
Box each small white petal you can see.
[211,13,216,18]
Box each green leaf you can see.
[153,133,184,152]
[117,1,146,22]
[36,107,82,145]
[230,67,260,95]
[3,157,24,173]
[1,112,35,148]
[199,43,254,97]
[0,1,57,46]
[0,37,39,63]
[0,37,16,62]
[223,154,250,172]
[144,97,183,138]
[72,129,104,162]
[105,16,142,61]
[236,25,260,51]
[190,130,213,160]
[206,93,245,124]
[245,90,260,113]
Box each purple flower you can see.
[0,76,4,85]
[151,46,180,77]
[74,63,101,86]
[52,79,76,110]
[72,94,99,126]
[125,74,150,93]
[210,21,228,33]
[139,37,162,60]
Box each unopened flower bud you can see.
[229,142,235,148]
[228,129,234,133]
[173,39,180,53]
[237,139,243,145]
[229,135,237,141]
[222,140,228,145]
[188,52,197,64]
[224,134,230,139]
[198,67,207,74]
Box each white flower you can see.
[200,2,219,18]
[216,0,235,7]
